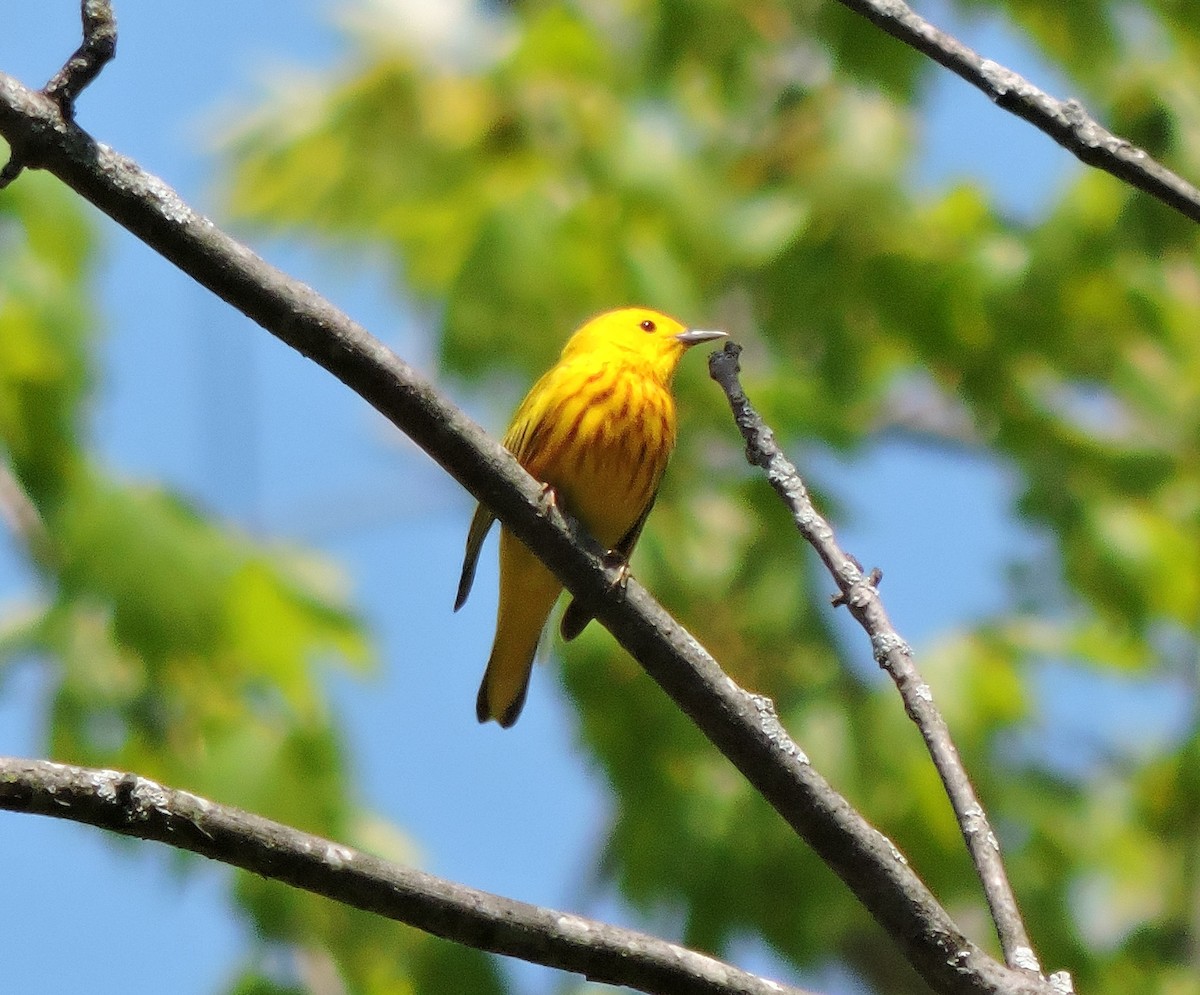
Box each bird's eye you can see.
[639,319,656,333]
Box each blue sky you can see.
[0,3,1089,994]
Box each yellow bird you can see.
[455,306,726,727]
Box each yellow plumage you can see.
[455,306,726,727]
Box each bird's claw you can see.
[537,483,570,530]
[537,482,559,512]
[601,550,632,593]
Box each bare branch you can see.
[0,1,116,187]
[835,0,1200,224]
[0,69,1064,995]
[708,343,1045,981]
[0,758,814,995]
[44,0,117,119]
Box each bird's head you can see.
[562,307,727,381]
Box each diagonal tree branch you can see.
[0,63,1063,995]
[0,757,814,995]
[709,344,1037,976]
[833,0,1200,224]
[0,0,115,186]
[43,0,117,120]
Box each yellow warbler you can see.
[455,306,726,727]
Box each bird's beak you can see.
[675,328,728,347]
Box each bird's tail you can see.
[476,531,563,727]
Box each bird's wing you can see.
[455,369,562,613]
[454,501,497,611]
[560,489,658,641]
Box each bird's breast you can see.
[538,371,675,548]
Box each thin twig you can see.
[0,758,813,995]
[708,342,1040,978]
[833,0,1200,224]
[44,0,117,119]
[0,1,116,187]
[0,69,1064,995]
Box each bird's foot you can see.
[601,550,632,593]
[537,483,570,531]
[537,482,559,512]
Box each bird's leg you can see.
[538,481,631,590]
[536,482,571,532]
[600,549,632,593]
[540,484,592,550]
[536,481,559,512]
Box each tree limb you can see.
[833,0,1200,224]
[0,757,814,995]
[0,0,114,187]
[0,19,1065,995]
[709,343,1039,978]
[43,0,117,120]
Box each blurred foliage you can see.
[6,0,1200,992]
[0,169,502,995]
[223,1,1200,991]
